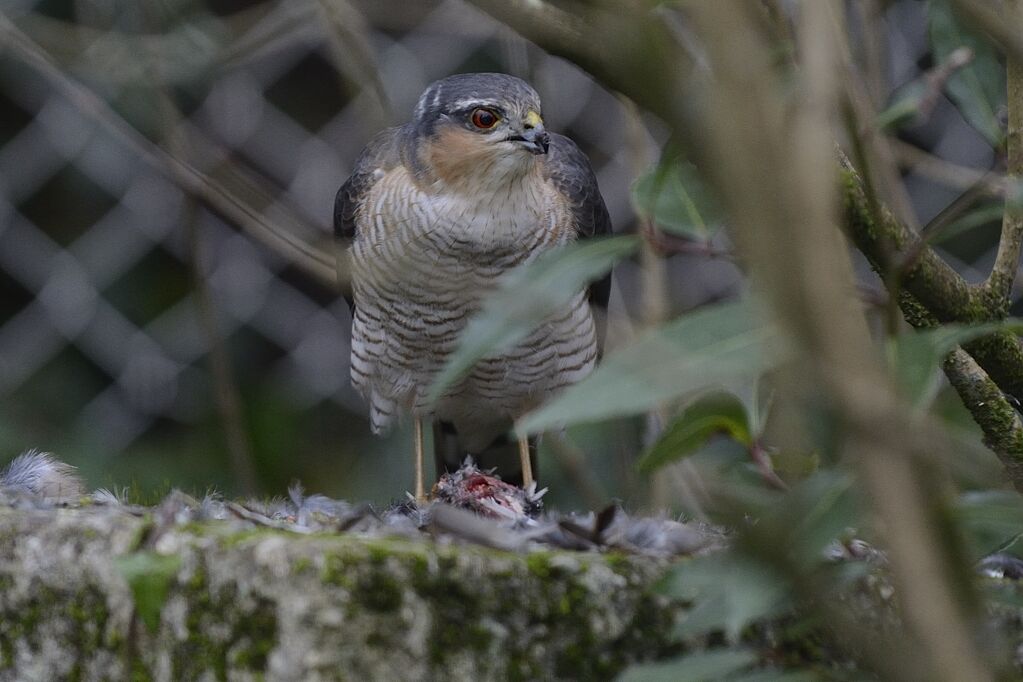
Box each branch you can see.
[984,8,1023,310]
[840,153,1023,401]
[944,347,1023,489]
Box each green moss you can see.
[320,553,355,589]
[0,580,117,678]
[355,570,404,613]
[229,600,278,671]
[526,551,554,579]
[0,630,12,669]
[130,656,154,682]
[604,552,634,577]
[840,168,880,244]
[173,556,279,681]
[0,521,688,681]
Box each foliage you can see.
[636,391,751,473]
[115,551,182,632]
[889,321,1023,408]
[928,0,1006,145]
[428,236,639,401]
[631,154,724,240]
[516,298,788,434]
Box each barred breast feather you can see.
[335,127,610,452]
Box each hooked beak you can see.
[507,126,550,155]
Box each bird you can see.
[334,73,611,501]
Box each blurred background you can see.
[0,0,1005,507]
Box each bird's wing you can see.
[334,125,407,243]
[542,133,613,310]
[334,125,407,307]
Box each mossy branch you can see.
[841,154,1023,483]
[841,153,1023,399]
[944,347,1023,490]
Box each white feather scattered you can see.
[0,449,84,500]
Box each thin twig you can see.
[952,0,1023,66]
[642,227,735,261]
[185,200,261,496]
[0,13,336,288]
[891,137,1004,195]
[314,0,392,125]
[140,4,261,497]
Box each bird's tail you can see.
[432,421,537,488]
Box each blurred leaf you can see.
[890,322,1020,409]
[982,583,1023,610]
[931,203,1005,244]
[876,81,928,130]
[115,551,181,632]
[779,472,858,565]
[632,158,723,238]
[616,649,758,682]
[638,392,751,473]
[770,450,820,478]
[928,0,1005,145]
[729,671,819,682]
[518,298,789,435]
[429,236,639,401]
[955,490,1023,560]
[750,376,776,439]
[658,552,792,640]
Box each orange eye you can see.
[471,108,499,129]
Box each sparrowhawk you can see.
[335,73,611,499]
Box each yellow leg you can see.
[518,435,534,488]
[414,417,426,504]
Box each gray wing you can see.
[543,133,613,310]
[334,125,407,242]
[334,125,407,307]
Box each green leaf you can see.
[876,81,928,130]
[928,0,1006,145]
[983,583,1023,610]
[657,552,792,640]
[890,321,1023,409]
[637,392,752,473]
[632,158,723,239]
[616,649,758,682]
[955,490,1023,560]
[428,236,639,402]
[778,472,858,565]
[517,298,789,435]
[930,203,1005,244]
[729,671,819,682]
[115,551,182,632]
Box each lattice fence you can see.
[0,0,669,495]
[0,0,1004,497]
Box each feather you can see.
[0,449,84,500]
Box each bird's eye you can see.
[470,108,500,129]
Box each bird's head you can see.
[410,73,550,187]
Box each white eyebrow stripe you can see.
[450,99,501,110]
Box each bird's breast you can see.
[354,167,572,290]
